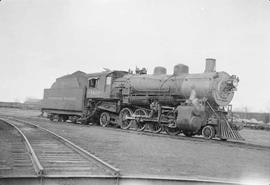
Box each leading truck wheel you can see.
[119,108,133,130]
[183,131,194,137]
[100,112,110,127]
[202,125,215,139]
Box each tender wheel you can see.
[100,112,110,127]
[119,108,133,129]
[54,115,62,122]
[62,115,68,122]
[49,114,54,121]
[148,123,162,133]
[57,115,64,122]
[133,108,147,131]
[71,116,78,124]
[202,125,215,139]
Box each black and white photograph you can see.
[0,0,269,185]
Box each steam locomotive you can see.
[42,58,243,141]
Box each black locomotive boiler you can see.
[42,58,243,141]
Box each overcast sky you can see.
[0,0,269,112]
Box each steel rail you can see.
[9,117,120,177]
[0,175,246,185]
[86,122,270,151]
[0,118,44,176]
[119,175,244,185]
[1,114,269,151]
[0,117,253,185]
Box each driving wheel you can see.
[100,112,110,127]
[119,108,133,129]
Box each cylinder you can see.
[153,66,167,75]
[204,58,216,73]
[173,64,189,76]
[175,106,203,133]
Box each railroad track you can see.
[2,114,270,151]
[25,115,270,151]
[0,120,36,177]
[0,116,251,185]
[0,118,120,178]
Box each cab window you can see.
[89,78,99,88]
[106,76,112,85]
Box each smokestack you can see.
[204,58,216,73]
[173,64,189,75]
[153,66,167,75]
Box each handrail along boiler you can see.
[42,58,242,141]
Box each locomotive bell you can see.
[173,64,189,75]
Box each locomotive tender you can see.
[42,58,243,140]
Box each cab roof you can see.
[86,70,128,78]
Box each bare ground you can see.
[0,108,270,183]
[0,107,269,148]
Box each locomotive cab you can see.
[86,71,128,99]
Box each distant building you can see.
[24,98,41,104]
